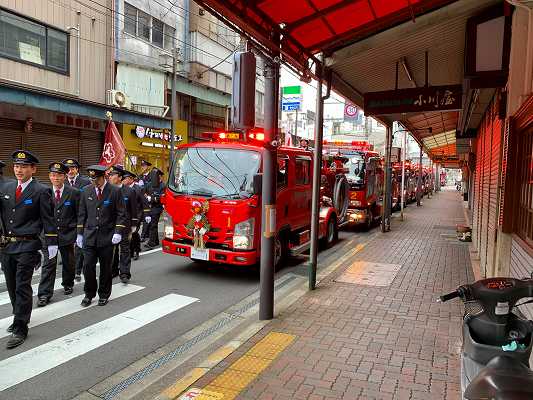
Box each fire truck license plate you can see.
[191,247,209,261]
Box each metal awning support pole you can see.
[259,56,279,320]
[400,129,406,220]
[416,146,423,206]
[309,63,324,291]
[381,124,392,232]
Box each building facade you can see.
[0,0,169,181]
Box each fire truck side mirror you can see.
[253,173,263,195]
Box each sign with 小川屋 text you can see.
[363,85,462,115]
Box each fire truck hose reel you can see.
[264,205,276,238]
[333,175,349,220]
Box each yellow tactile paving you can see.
[202,385,239,400]
[229,355,271,374]
[171,332,296,400]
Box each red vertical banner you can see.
[99,119,126,166]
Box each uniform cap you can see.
[153,167,164,176]
[48,162,69,174]
[86,164,108,178]
[140,159,152,166]
[109,165,125,177]
[62,158,80,168]
[12,150,39,165]
[122,169,136,179]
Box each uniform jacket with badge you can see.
[118,184,138,233]
[132,184,149,225]
[77,183,127,247]
[0,180,57,254]
[67,175,91,190]
[53,185,81,247]
[146,181,166,214]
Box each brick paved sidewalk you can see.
[194,190,473,400]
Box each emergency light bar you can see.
[203,130,265,143]
[323,140,374,151]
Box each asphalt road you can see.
[0,226,374,400]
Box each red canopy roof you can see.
[196,0,458,71]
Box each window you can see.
[123,3,176,50]
[0,8,69,74]
[164,26,175,50]
[138,10,151,41]
[124,3,137,35]
[277,156,289,188]
[152,18,164,48]
[295,157,311,185]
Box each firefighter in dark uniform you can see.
[108,166,139,283]
[77,165,126,306]
[0,150,57,349]
[36,162,81,306]
[139,160,153,242]
[121,170,150,260]
[143,168,165,250]
[63,158,91,282]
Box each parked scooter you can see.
[438,277,533,399]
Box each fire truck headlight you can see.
[233,218,255,250]
[163,211,174,239]
[350,200,361,207]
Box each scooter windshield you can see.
[169,147,261,199]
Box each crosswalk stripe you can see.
[0,284,144,339]
[0,277,84,306]
[0,293,198,392]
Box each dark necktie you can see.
[55,189,61,203]
[15,185,22,201]
[97,188,102,201]
[70,179,75,186]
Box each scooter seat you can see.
[465,355,533,400]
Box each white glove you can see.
[76,234,83,249]
[112,233,122,244]
[48,245,58,259]
[199,227,207,235]
[145,216,152,224]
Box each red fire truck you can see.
[161,131,343,267]
[322,140,383,228]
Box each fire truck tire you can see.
[322,217,338,248]
[274,232,289,270]
[333,175,349,220]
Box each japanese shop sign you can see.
[363,85,462,115]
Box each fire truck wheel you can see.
[322,217,338,248]
[365,209,374,230]
[274,233,289,270]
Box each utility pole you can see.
[416,147,423,206]
[170,48,178,169]
[309,63,325,290]
[259,57,279,320]
[381,124,392,232]
[401,129,407,220]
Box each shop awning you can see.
[196,0,457,71]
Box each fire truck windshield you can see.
[346,154,365,184]
[169,147,261,198]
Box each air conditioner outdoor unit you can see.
[106,90,131,109]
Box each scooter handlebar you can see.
[438,290,460,303]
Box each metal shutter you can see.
[472,135,482,251]
[27,124,80,183]
[0,118,24,168]
[486,102,502,276]
[79,130,104,171]
[480,114,491,276]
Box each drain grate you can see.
[100,275,297,399]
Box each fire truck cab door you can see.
[291,155,313,230]
[276,154,291,231]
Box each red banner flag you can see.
[99,120,126,167]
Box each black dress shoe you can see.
[120,275,129,284]
[6,333,26,349]
[37,297,49,307]
[75,274,82,282]
[6,323,14,333]
[98,298,109,306]
[64,287,73,295]
[81,297,92,307]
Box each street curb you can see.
[154,231,377,400]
